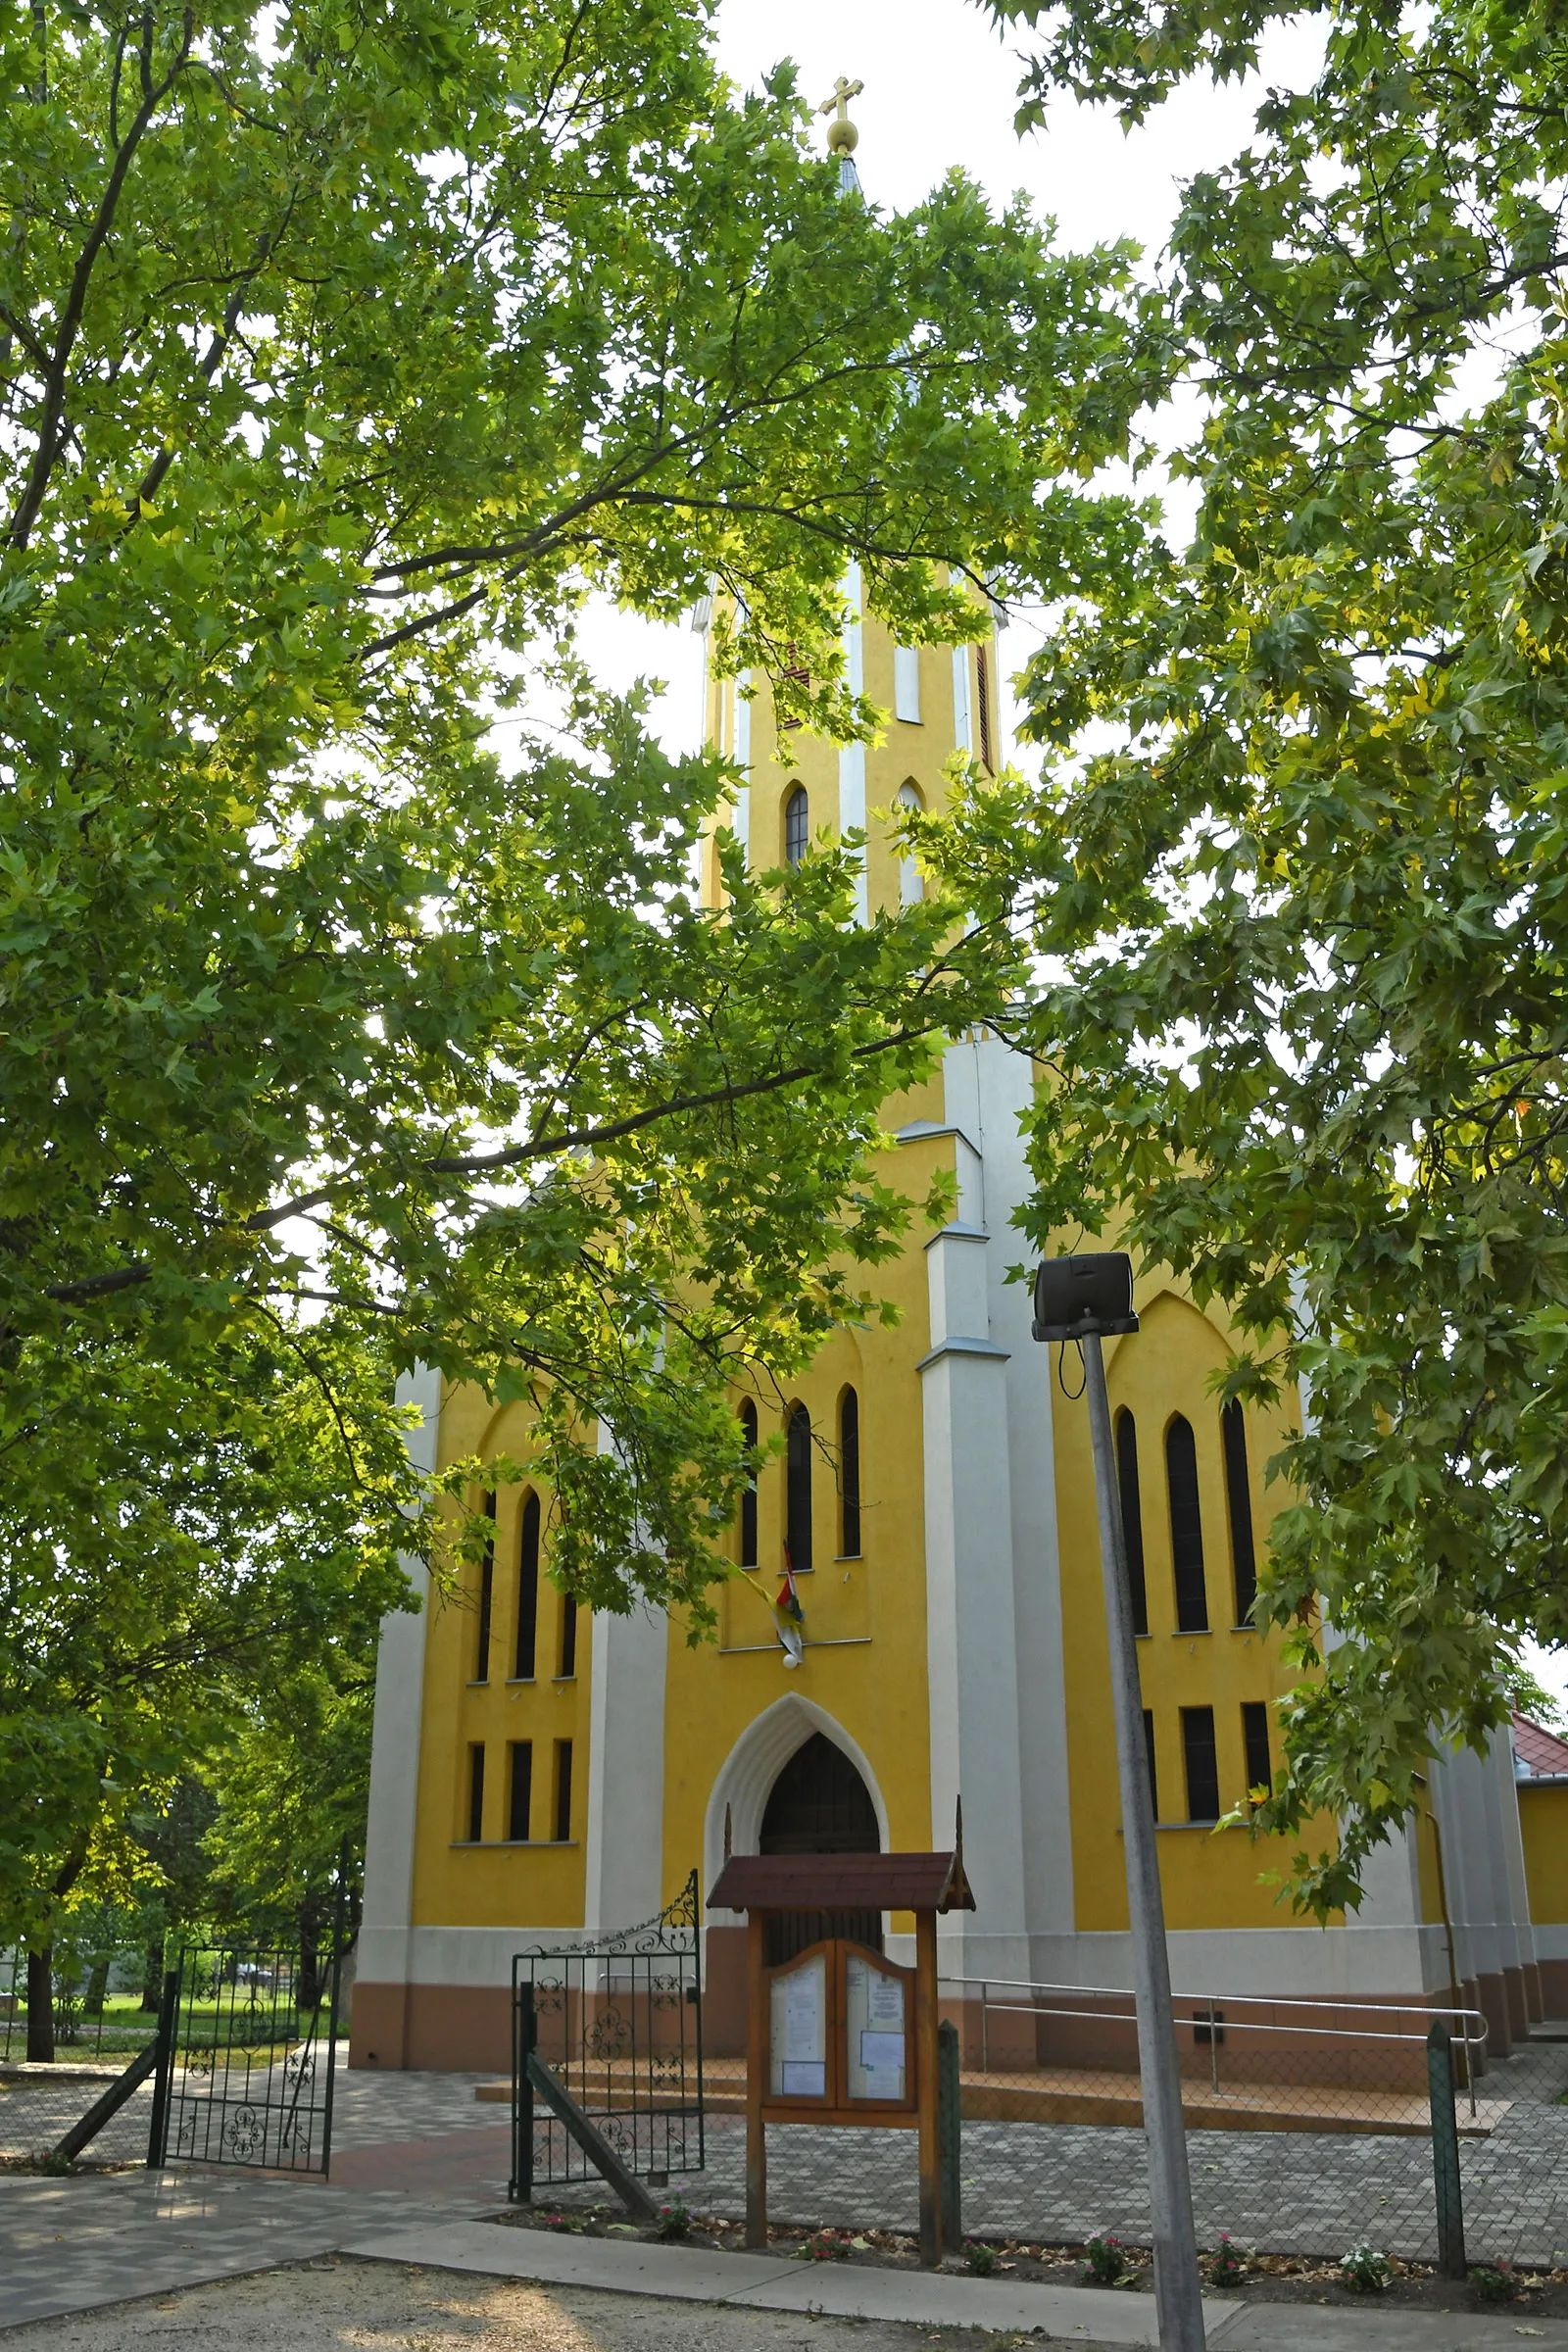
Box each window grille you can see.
[786,1402,813,1573]
[839,1388,861,1555]
[739,1398,759,1567]
[554,1740,573,1841]
[509,1740,533,1840]
[467,1742,486,1842]
[1115,1410,1149,1636]
[1223,1398,1258,1623]
[976,644,994,769]
[1243,1700,1272,1799]
[515,1492,540,1679]
[784,784,808,867]
[1165,1415,1209,1631]
[1182,1705,1220,1822]
[475,1491,496,1681]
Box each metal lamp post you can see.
[1033,1253,1206,2352]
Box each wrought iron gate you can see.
[151,1943,340,2174]
[512,1871,704,2199]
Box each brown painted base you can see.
[1536,1955,1568,2016]
[349,1980,511,2072]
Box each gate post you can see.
[937,2018,961,2247]
[511,1978,536,2204]
[1427,2021,1467,2278]
[145,1966,179,2169]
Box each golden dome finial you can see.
[818,74,864,157]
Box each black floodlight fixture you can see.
[1031,1252,1139,1343]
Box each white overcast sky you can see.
[574,0,1568,1717]
[573,0,1324,760]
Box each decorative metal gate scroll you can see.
[511,1870,703,2199]
[152,1944,340,2174]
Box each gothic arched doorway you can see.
[759,1733,883,1963]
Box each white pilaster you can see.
[582,1599,670,1934]
[359,1363,441,1988]
[919,1163,1031,1982]
[952,646,973,756]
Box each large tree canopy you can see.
[0,0,1151,1942]
[963,0,1568,1908]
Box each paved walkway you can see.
[5,2180,1566,2352]
[528,2101,1568,2268]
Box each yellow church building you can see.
[350,569,1557,2081]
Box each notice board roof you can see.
[708,1850,975,1915]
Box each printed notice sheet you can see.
[769,1951,826,2098]
[845,1951,908,2102]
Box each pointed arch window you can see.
[514,1491,540,1681]
[475,1491,496,1682]
[738,1398,759,1568]
[786,1402,813,1574]
[1222,1399,1257,1624]
[896,781,924,905]
[839,1387,861,1557]
[1165,1415,1209,1632]
[1115,1410,1149,1637]
[784,785,808,869]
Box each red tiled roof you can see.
[708,1850,976,1914]
[1513,1711,1568,1778]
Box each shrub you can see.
[1340,2243,1391,2293]
[1080,2234,1125,2284]
[1470,2260,1519,2303]
[798,2230,853,2262]
[1207,2233,1247,2287]
[964,2239,998,2276]
[655,2199,692,2241]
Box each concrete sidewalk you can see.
[339,2214,1568,2350]
[3,2164,1565,2349]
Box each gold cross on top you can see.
[818,75,863,155]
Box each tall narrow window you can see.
[839,1388,861,1556]
[1181,1706,1220,1822]
[1165,1416,1209,1632]
[466,1743,486,1843]
[784,785,808,868]
[1115,1411,1149,1637]
[893,645,921,723]
[786,1403,813,1574]
[1143,1710,1159,1823]
[1242,1701,1272,1800]
[554,1740,573,1841]
[508,1740,533,1841]
[739,1399,759,1568]
[1222,1399,1258,1624]
[474,1492,496,1682]
[558,1592,577,1678]
[896,780,924,905]
[976,644,994,769]
[514,1492,540,1680]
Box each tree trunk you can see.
[84,1951,112,2017]
[298,1904,321,2013]
[25,1946,55,2063]
[140,1936,164,2012]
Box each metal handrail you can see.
[938,1975,1489,2117]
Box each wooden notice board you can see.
[710,1834,974,2268]
[763,1938,917,2123]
